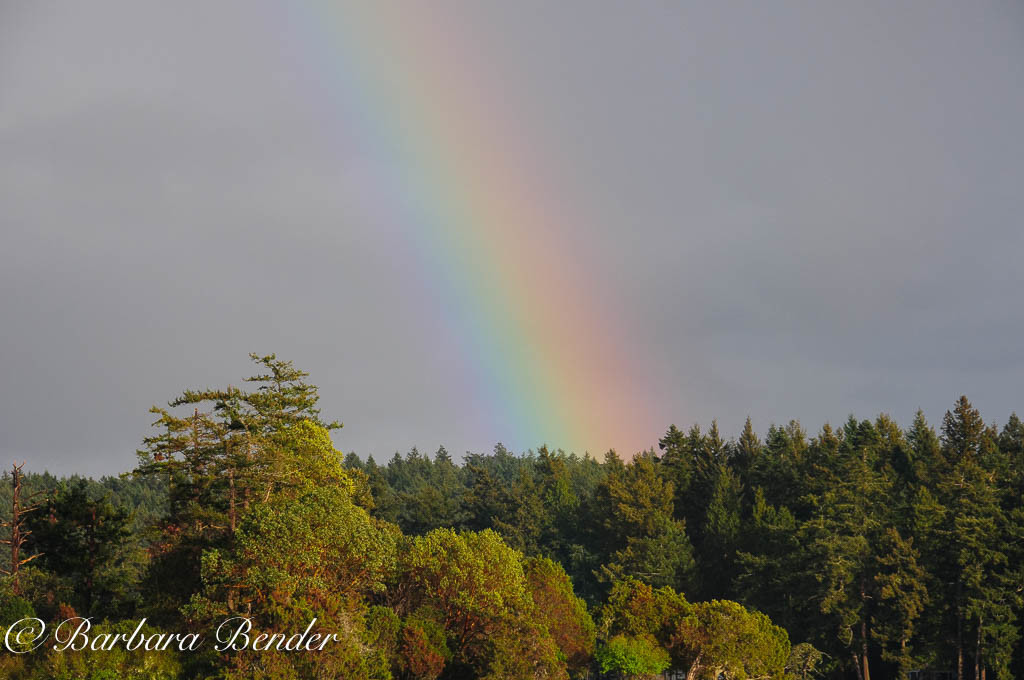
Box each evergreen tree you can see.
[800,418,890,680]
[594,453,696,594]
[700,463,743,599]
[26,479,132,615]
[732,416,762,481]
[872,527,929,675]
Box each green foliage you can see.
[524,556,595,672]
[392,528,572,679]
[872,527,928,674]
[734,488,804,637]
[787,642,825,679]
[0,579,35,621]
[25,480,133,616]
[597,579,789,678]
[594,634,670,678]
[594,453,696,593]
[15,357,1024,680]
[399,612,450,679]
[190,483,394,617]
[598,578,690,647]
[673,599,791,680]
[24,620,183,680]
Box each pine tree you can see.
[733,416,762,480]
[934,397,1022,680]
[734,488,806,639]
[658,425,694,514]
[908,409,944,487]
[942,396,985,465]
[137,354,342,540]
[873,527,929,675]
[998,413,1024,498]
[27,480,132,614]
[801,418,890,680]
[701,463,743,599]
[594,453,696,594]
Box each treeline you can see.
[1,355,1022,680]
[347,400,1024,680]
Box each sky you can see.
[2,1,1023,476]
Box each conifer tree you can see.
[801,418,890,680]
[26,479,131,615]
[908,409,944,487]
[872,527,929,675]
[700,463,743,599]
[733,416,762,478]
[594,453,696,594]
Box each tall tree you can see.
[594,453,696,594]
[0,463,43,594]
[801,418,890,680]
[700,463,743,599]
[872,527,929,675]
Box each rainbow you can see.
[276,2,663,455]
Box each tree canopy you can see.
[4,356,1022,680]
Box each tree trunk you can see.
[685,652,703,680]
[861,626,871,680]
[86,505,97,612]
[228,467,236,532]
[860,581,871,680]
[957,579,964,680]
[4,464,41,594]
[9,465,22,593]
[974,619,982,680]
[243,431,252,511]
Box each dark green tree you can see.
[26,479,132,615]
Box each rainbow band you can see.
[281,2,658,454]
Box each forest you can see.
[1,354,1023,680]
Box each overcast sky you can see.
[2,2,1023,476]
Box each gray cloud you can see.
[2,1,1023,475]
